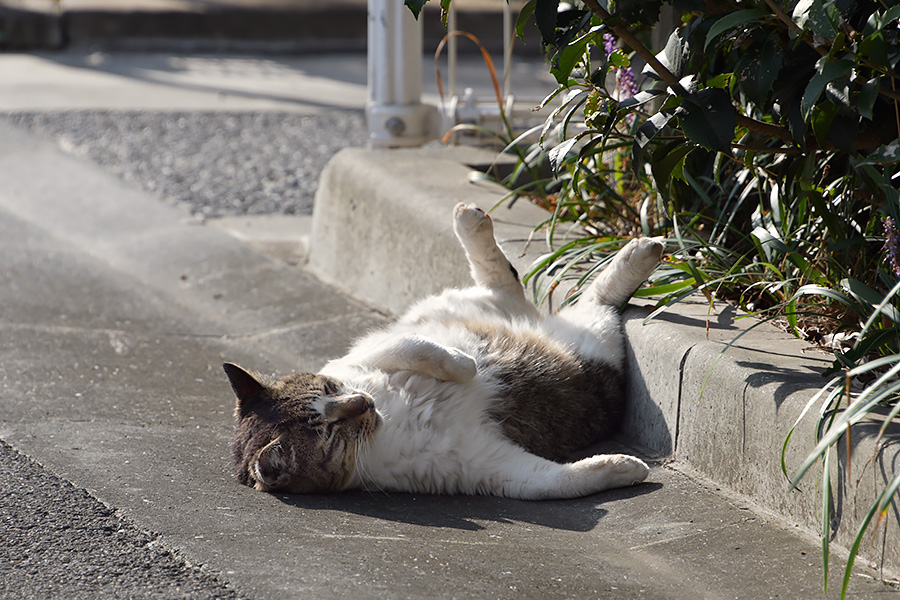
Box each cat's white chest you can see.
[345,370,504,494]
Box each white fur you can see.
[318,204,663,500]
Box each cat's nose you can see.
[326,393,374,421]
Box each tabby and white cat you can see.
[225,203,663,500]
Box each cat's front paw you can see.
[436,348,477,383]
[453,202,493,240]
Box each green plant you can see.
[408,0,900,594]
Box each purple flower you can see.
[883,216,900,277]
[603,32,617,56]
[601,32,637,100]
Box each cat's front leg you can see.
[348,334,477,383]
[500,451,649,500]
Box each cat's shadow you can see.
[274,480,662,533]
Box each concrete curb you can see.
[311,146,900,574]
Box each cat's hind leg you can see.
[544,237,663,368]
[576,237,665,309]
[453,203,525,299]
[483,442,650,500]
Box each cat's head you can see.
[223,363,380,494]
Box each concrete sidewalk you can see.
[1,116,896,600]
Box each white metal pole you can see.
[367,0,437,147]
[502,1,512,99]
[448,3,457,99]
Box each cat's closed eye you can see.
[320,378,341,396]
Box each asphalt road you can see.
[0,440,246,600]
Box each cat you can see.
[225,202,664,500]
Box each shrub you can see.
[410,0,900,594]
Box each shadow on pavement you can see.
[272,481,663,532]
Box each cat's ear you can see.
[223,363,268,418]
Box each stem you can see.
[894,78,900,140]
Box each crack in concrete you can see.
[672,343,698,458]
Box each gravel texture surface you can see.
[0,440,245,600]
[6,110,368,217]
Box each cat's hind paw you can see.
[617,237,665,280]
[571,454,649,494]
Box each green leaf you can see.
[550,29,594,85]
[824,79,852,112]
[678,88,736,153]
[791,284,862,312]
[634,108,678,150]
[842,278,900,322]
[535,0,560,45]
[548,137,579,174]
[793,0,839,39]
[855,139,900,166]
[706,72,733,90]
[654,143,693,184]
[617,89,663,113]
[609,49,630,68]
[883,5,900,30]
[651,29,689,80]
[705,8,768,51]
[440,0,451,28]
[810,102,839,149]
[404,0,429,19]
[858,77,880,120]
[516,0,536,42]
[736,33,784,107]
[860,32,889,65]
[840,490,886,599]
[633,278,696,296]
[801,59,853,121]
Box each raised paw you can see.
[615,237,665,281]
[453,202,493,240]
